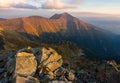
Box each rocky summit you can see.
[0,47,75,83]
[1,46,120,83]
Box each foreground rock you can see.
[1,47,75,83]
[39,47,63,79]
[15,47,37,76]
[1,47,120,83]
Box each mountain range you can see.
[0,13,120,61]
[0,18,6,20]
[82,18,120,34]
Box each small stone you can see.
[66,72,75,81]
[54,67,66,77]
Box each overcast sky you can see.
[0,0,120,18]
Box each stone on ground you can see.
[15,47,37,76]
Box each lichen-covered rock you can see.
[39,47,63,79]
[1,47,75,82]
[15,47,37,76]
[16,76,39,83]
[40,48,62,65]
[66,72,75,81]
[46,61,63,72]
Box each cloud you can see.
[70,0,83,4]
[0,0,39,9]
[0,0,83,9]
[12,3,38,9]
[42,0,76,9]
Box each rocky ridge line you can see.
[0,47,75,83]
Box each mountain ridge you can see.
[0,18,6,20]
[0,13,120,61]
[0,13,93,35]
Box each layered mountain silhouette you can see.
[0,18,6,20]
[0,13,120,60]
[0,13,99,35]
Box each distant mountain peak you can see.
[62,12,72,16]
[0,18,6,20]
[50,12,74,19]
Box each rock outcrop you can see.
[15,47,37,76]
[39,47,63,79]
[1,47,75,83]
[1,47,120,83]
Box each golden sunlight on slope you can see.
[0,13,93,36]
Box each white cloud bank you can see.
[0,0,82,9]
[42,0,76,9]
[0,0,38,9]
